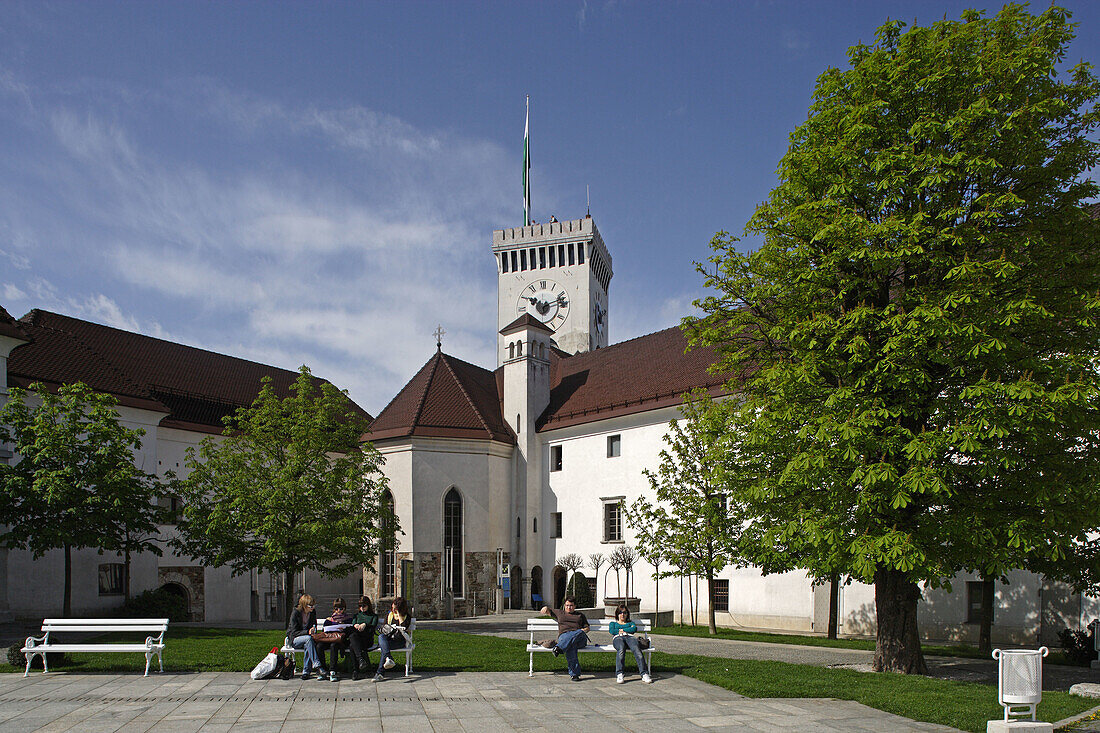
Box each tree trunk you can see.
[873,568,927,674]
[63,544,72,617]
[124,546,132,601]
[679,571,684,626]
[707,572,717,635]
[686,572,695,627]
[978,576,995,655]
[654,563,660,628]
[284,569,296,625]
[828,571,840,640]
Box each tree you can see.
[627,392,749,634]
[0,382,163,615]
[587,553,605,603]
[557,552,584,596]
[687,5,1100,672]
[173,366,393,622]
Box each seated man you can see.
[539,595,590,681]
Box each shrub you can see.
[1058,628,1097,665]
[121,588,190,622]
[569,570,594,608]
[7,642,67,669]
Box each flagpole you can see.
[523,95,531,226]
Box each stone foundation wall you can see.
[362,551,509,619]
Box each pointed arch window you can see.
[380,490,397,599]
[443,488,464,597]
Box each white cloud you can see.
[0,76,514,412]
[1,283,26,301]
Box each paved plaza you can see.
[0,670,965,732]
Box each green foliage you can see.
[173,366,394,621]
[6,643,68,669]
[626,392,749,632]
[0,382,166,614]
[687,4,1100,670]
[120,588,190,623]
[1057,628,1097,664]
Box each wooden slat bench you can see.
[21,618,168,677]
[281,618,417,676]
[526,617,653,677]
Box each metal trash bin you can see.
[993,647,1048,722]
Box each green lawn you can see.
[4,628,1096,733]
[650,624,1082,665]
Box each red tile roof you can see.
[500,314,554,336]
[7,308,369,434]
[366,349,514,443]
[540,326,729,430]
[0,305,30,342]
[367,325,729,441]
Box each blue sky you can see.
[2,1,1098,414]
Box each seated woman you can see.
[609,604,651,684]
[287,593,326,680]
[371,596,411,682]
[346,595,377,680]
[317,597,354,682]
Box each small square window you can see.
[607,434,621,458]
[99,563,124,596]
[551,512,562,538]
[712,579,729,612]
[550,445,562,472]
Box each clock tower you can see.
[491,216,612,367]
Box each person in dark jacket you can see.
[287,593,325,680]
[346,596,377,680]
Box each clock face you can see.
[517,279,570,331]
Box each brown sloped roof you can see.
[366,349,514,443]
[8,308,369,433]
[500,313,554,335]
[539,325,729,430]
[0,305,30,342]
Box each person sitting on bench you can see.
[539,596,590,681]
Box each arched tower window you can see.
[508,342,515,360]
[443,488,463,597]
[380,490,397,599]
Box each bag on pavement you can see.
[250,646,283,680]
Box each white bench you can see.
[526,617,653,677]
[282,618,417,676]
[21,618,168,677]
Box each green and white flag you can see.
[523,95,530,226]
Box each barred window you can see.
[603,499,623,543]
[380,490,397,598]
[712,579,729,612]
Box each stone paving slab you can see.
[1,671,964,732]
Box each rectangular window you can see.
[517,516,521,538]
[578,244,585,265]
[966,581,992,624]
[587,577,597,600]
[603,499,623,543]
[98,563,124,596]
[520,249,527,270]
[539,247,546,268]
[511,251,518,272]
[607,434,621,458]
[712,579,730,612]
[558,244,565,266]
[501,253,509,273]
[530,248,536,270]
[551,512,562,538]
[548,246,555,267]
[568,243,575,266]
[550,445,562,472]
[381,549,397,598]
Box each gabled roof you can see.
[500,314,554,336]
[366,349,514,443]
[540,326,729,431]
[6,308,369,434]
